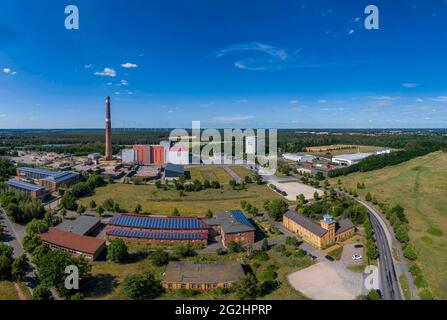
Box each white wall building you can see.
[282,153,316,163]
[121,149,138,164]
[332,153,373,166]
[246,136,257,155]
[168,146,189,165]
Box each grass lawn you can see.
[228,166,257,180]
[304,145,385,156]
[0,281,19,300]
[84,245,311,300]
[327,247,343,261]
[79,183,283,216]
[399,274,411,300]
[187,166,232,184]
[330,151,447,299]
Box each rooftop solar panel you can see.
[228,210,255,228]
[6,179,45,191]
[109,214,208,230]
[107,228,207,240]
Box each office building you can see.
[16,167,80,191]
[6,179,49,199]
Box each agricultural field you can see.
[0,281,19,300]
[330,151,447,299]
[304,144,385,156]
[79,183,283,216]
[228,166,257,180]
[187,166,232,184]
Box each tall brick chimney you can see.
[105,96,113,160]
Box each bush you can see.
[285,236,298,246]
[403,244,418,261]
[367,289,381,300]
[227,241,244,253]
[107,238,128,263]
[216,248,227,256]
[122,272,162,300]
[419,288,436,300]
[32,284,52,300]
[151,249,170,267]
[233,274,260,300]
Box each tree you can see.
[171,208,180,217]
[151,249,170,267]
[367,289,381,300]
[32,284,52,300]
[205,209,213,219]
[43,211,54,227]
[227,241,243,253]
[0,255,12,280]
[133,204,142,214]
[60,194,78,211]
[25,219,48,235]
[96,205,105,217]
[365,192,372,202]
[77,205,86,214]
[244,176,253,184]
[122,272,162,300]
[403,244,418,261]
[12,254,28,281]
[107,238,129,263]
[313,191,320,201]
[266,199,289,221]
[240,200,248,210]
[233,274,260,300]
[261,239,269,252]
[254,174,263,185]
[23,234,42,253]
[89,200,97,209]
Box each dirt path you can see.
[14,283,27,300]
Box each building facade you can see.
[16,167,80,192]
[168,146,189,165]
[6,179,49,199]
[150,145,165,165]
[283,210,355,249]
[163,261,245,291]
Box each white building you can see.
[376,149,391,155]
[88,153,102,160]
[168,146,189,165]
[246,136,256,155]
[332,153,373,166]
[282,154,316,163]
[121,149,138,164]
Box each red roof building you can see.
[40,228,106,260]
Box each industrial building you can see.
[206,210,256,247]
[105,96,113,161]
[168,146,189,165]
[163,261,245,291]
[282,153,316,163]
[283,210,355,249]
[55,215,101,236]
[16,167,80,191]
[106,214,209,245]
[331,153,373,166]
[40,228,106,261]
[6,179,49,199]
[164,164,185,180]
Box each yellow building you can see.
[283,210,355,249]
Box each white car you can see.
[352,254,363,261]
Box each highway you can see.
[360,201,403,300]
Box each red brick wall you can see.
[150,145,165,164]
[107,234,207,246]
[222,231,255,247]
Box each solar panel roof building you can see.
[6,179,49,199]
[108,214,208,230]
[17,167,80,191]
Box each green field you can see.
[79,183,283,216]
[0,281,19,300]
[330,151,447,299]
[304,145,385,156]
[187,166,232,184]
[228,166,257,180]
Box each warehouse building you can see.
[6,179,49,199]
[40,228,106,261]
[206,210,256,247]
[283,210,355,249]
[331,153,373,166]
[106,214,209,245]
[16,167,80,191]
[121,149,138,164]
[163,261,245,291]
[282,153,316,163]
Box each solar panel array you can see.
[6,179,45,191]
[107,228,207,240]
[109,214,207,230]
[18,167,61,177]
[229,210,254,228]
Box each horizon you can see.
[1,0,447,129]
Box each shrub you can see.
[107,238,129,263]
[403,244,418,261]
[122,272,162,300]
[151,249,170,267]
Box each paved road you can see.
[222,166,242,183]
[367,208,403,300]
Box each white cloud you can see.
[121,62,138,68]
[289,100,299,105]
[3,68,11,73]
[348,29,355,35]
[212,115,255,124]
[416,98,423,102]
[368,95,400,101]
[117,80,128,86]
[431,96,447,102]
[318,99,328,103]
[402,82,420,88]
[84,64,93,69]
[95,68,116,77]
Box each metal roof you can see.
[107,228,207,240]
[332,153,373,162]
[206,210,255,234]
[18,167,79,183]
[284,209,328,237]
[6,179,45,192]
[108,214,208,230]
[165,164,185,175]
[56,215,100,235]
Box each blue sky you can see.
[1,0,447,129]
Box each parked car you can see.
[325,255,335,262]
[354,244,364,249]
[308,253,317,260]
[352,254,363,260]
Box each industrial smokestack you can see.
[105,96,113,160]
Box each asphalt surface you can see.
[368,210,403,300]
